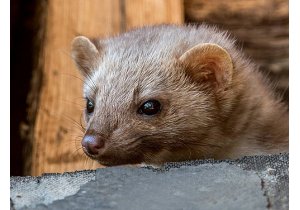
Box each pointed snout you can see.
[81,133,105,156]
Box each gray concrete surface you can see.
[10,153,288,210]
[10,170,96,209]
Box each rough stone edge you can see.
[10,170,96,210]
[11,153,288,210]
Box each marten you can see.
[71,24,288,167]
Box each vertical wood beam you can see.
[31,0,184,176]
[31,0,121,176]
[124,0,184,30]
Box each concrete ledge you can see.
[10,154,288,210]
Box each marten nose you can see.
[82,134,105,155]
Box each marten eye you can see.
[138,100,161,115]
[86,99,94,114]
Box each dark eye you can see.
[86,99,94,114]
[138,100,161,115]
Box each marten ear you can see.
[71,36,101,76]
[179,43,233,89]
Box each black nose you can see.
[82,134,105,155]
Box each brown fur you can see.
[71,24,288,166]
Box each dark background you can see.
[11,0,38,176]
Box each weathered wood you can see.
[184,0,289,102]
[31,0,184,176]
[124,0,184,30]
[31,0,121,176]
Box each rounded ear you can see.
[71,36,102,76]
[179,43,233,90]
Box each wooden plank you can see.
[124,0,184,30]
[31,0,121,176]
[31,0,184,176]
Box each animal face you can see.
[71,25,235,166]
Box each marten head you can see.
[71,25,237,166]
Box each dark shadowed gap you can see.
[11,0,45,176]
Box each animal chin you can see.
[96,154,143,166]
[97,160,121,167]
[83,152,99,161]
